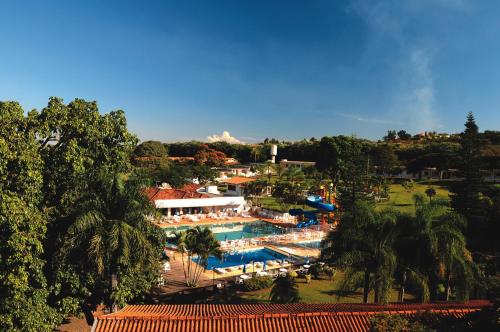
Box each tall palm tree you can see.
[283,166,305,185]
[270,275,299,303]
[395,203,475,302]
[174,226,222,287]
[62,174,163,311]
[321,201,398,304]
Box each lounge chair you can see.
[215,268,226,274]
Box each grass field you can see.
[376,182,451,214]
[260,182,451,214]
[259,196,315,212]
[238,272,414,303]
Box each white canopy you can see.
[154,196,245,209]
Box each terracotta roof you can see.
[92,301,491,332]
[180,183,202,193]
[223,177,257,185]
[144,187,209,201]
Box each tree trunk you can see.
[363,270,370,304]
[445,270,452,301]
[111,272,118,313]
[374,285,380,304]
[400,271,407,303]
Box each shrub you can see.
[309,264,321,279]
[270,276,300,303]
[324,266,336,281]
[241,276,273,291]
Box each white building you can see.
[145,183,246,217]
[223,177,257,196]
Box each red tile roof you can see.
[144,187,209,201]
[92,301,491,332]
[223,177,257,185]
[180,183,202,193]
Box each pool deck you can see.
[154,215,298,228]
[154,215,327,296]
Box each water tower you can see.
[270,144,278,163]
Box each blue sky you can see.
[1,0,500,142]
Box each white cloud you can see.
[206,131,245,144]
[399,48,442,131]
[333,111,404,125]
[348,1,444,132]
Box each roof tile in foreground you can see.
[91,301,491,332]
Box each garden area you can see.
[238,271,414,304]
[375,182,451,214]
[258,182,451,215]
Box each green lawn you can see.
[259,182,451,214]
[238,272,414,303]
[376,182,450,214]
[259,196,315,213]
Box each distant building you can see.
[223,177,257,196]
[216,165,256,181]
[168,156,239,165]
[279,159,316,169]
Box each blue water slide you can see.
[289,195,336,228]
[306,195,336,212]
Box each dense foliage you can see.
[0,102,59,331]
[270,275,300,303]
[241,276,273,291]
[0,98,164,330]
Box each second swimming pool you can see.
[164,220,286,241]
[201,247,288,270]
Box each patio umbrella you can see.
[243,264,246,273]
[224,234,228,242]
[263,261,266,271]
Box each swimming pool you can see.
[200,247,288,270]
[164,220,285,241]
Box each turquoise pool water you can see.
[199,248,288,270]
[164,220,285,241]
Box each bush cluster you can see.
[241,276,273,291]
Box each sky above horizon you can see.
[1,0,500,143]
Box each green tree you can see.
[0,101,60,331]
[376,144,398,176]
[450,113,485,246]
[60,174,164,312]
[397,130,412,140]
[173,226,222,287]
[402,179,415,193]
[425,187,436,202]
[395,204,475,302]
[32,98,139,317]
[283,166,306,185]
[133,140,168,157]
[270,275,299,303]
[383,130,398,141]
[321,202,398,304]
[316,136,341,178]
[337,137,372,216]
